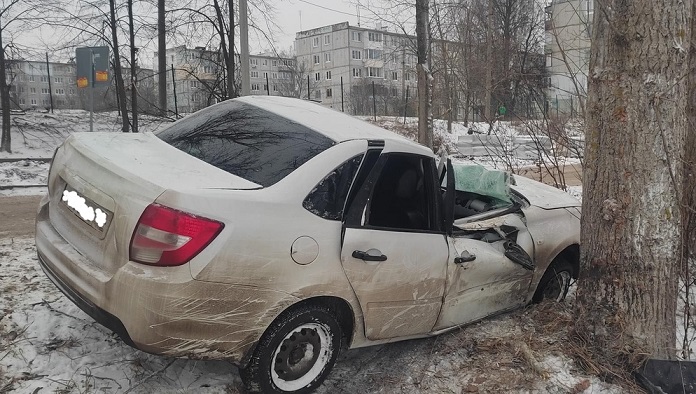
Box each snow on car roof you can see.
[236,96,432,154]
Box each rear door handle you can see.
[454,251,476,264]
[352,250,388,262]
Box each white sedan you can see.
[36,96,581,393]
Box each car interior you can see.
[368,155,432,231]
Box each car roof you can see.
[236,96,433,155]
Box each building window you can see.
[352,68,362,78]
[324,52,331,62]
[190,80,199,88]
[313,55,320,64]
[40,76,48,83]
[405,72,411,81]
[351,50,362,60]
[263,84,268,91]
[272,72,278,79]
[54,77,64,83]
[31,99,36,105]
[326,88,332,97]
[41,88,49,94]
[273,85,278,92]
[272,60,277,66]
[264,72,268,79]
[314,90,321,100]
[392,71,398,80]
[250,58,258,65]
[351,31,361,41]
[251,71,259,78]
[55,88,64,95]
[315,72,320,81]
[30,87,36,94]
[326,71,332,80]
[368,32,382,42]
[324,35,331,45]
[29,75,34,82]
[313,37,320,47]
[365,49,382,60]
[251,83,260,91]
[263,59,267,65]
[367,67,383,78]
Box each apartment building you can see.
[154,46,296,114]
[6,60,79,110]
[544,0,593,117]
[294,22,418,115]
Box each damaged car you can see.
[35,96,581,393]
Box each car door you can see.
[433,160,535,330]
[341,149,448,340]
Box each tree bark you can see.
[576,0,688,366]
[127,0,138,132]
[157,0,166,116]
[109,0,130,133]
[415,0,432,149]
[0,25,10,153]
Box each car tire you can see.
[532,259,573,303]
[240,304,342,394]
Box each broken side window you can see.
[303,154,364,220]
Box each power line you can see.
[296,0,358,17]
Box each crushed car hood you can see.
[511,176,580,209]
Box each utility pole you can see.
[484,0,493,121]
[45,53,54,113]
[240,0,250,96]
[158,0,167,115]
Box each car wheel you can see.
[240,304,342,394]
[532,259,573,303]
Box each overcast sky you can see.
[262,0,361,52]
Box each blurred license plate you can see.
[61,185,112,234]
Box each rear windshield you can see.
[156,101,335,187]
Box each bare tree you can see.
[575,0,690,368]
[415,0,432,149]
[0,0,40,153]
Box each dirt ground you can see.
[517,163,583,187]
[0,195,42,238]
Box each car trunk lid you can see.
[47,132,259,279]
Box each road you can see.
[0,195,42,238]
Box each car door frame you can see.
[339,145,449,340]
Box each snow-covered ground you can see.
[0,237,626,393]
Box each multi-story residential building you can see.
[153,45,222,113]
[294,22,418,115]
[544,0,593,117]
[154,46,295,114]
[7,60,79,110]
[248,52,296,96]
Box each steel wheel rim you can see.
[270,322,333,391]
[544,270,571,302]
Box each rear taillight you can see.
[129,204,224,267]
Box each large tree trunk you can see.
[415,0,432,149]
[0,25,10,153]
[157,0,166,116]
[127,0,138,132]
[575,0,689,366]
[109,0,130,133]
